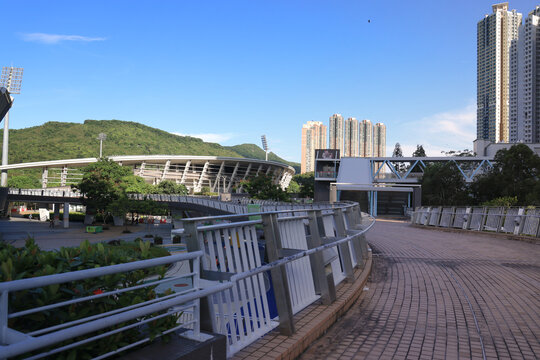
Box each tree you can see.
[441,149,475,157]
[293,172,314,198]
[392,143,403,157]
[154,180,188,195]
[471,144,540,205]
[412,145,426,157]
[8,175,40,189]
[72,158,134,221]
[242,174,289,201]
[286,180,301,194]
[421,162,470,205]
[391,143,406,173]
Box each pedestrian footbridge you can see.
[0,201,375,359]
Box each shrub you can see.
[482,196,519,207]
[154,236,163,245]
[0,238,175,359]
[172,235,182,244]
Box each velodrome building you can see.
[0,155,295,193]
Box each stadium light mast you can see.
[97,133,107,158]
[0,66,24,187]
[261,135,268,161]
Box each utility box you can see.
[86,226,103,233]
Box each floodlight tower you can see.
[97,133,107,158]
[261,135,268,161]
[0,66,24,187]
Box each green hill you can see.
[0,120,300,172]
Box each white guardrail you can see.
[411,206,540,237]
[9,188,339,215]
[0,202,374,359]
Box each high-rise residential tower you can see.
[510,6,540,143]
[374,123,386,157]
[477,3,522,143]
[344,117,359,157]
[301,121,327,173]
[359,119,373,157]
[329,114,344,154]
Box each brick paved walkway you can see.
[301,220,540,359]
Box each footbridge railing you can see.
[0,202,374,359]
[7,188,337,215]
[411,206,540,238]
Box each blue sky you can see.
[1,0,535,161]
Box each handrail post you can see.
[0,290,8,346]
[183,221,216,334]
[261,213,295,336]
[343,208,365,268]
[307,211,335,305]
[513,208,525,235]
[463,207,471,230]
[333,209,354,281]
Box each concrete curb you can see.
[233,251,373,360]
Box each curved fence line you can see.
[411,206,540,238]
[0,202,374,359]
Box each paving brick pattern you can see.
[301,220,540,360]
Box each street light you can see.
[261,135,268,161]
[0,66,24,187]
[97,133,107,158]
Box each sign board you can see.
[315,149,340,160]
[0,87,13,121]
[39,208,50,222]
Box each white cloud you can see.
[173,132,236,144]
[391,104,476,156]
[21,33,106,44]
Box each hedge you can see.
[0,239,176,359]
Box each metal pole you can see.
[1,111,9,187]
[99,140,103,158]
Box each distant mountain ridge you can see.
[0,120,300,172]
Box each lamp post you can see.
[261,135,269,162]
[0,66,24,187]
[97,133,107,158]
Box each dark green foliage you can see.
[482,196,518,207]
[153,180,188,195]
[0,120,299,173]
[392,143,406,173]
[292,172,314,198]
[412,145,426,157]
[441,149,476,157]
[242,174,289,201]
[72,158,132,218]
[421,162,470,205]
[421,145,540,206]
[471,144,540,205]
[0,238,175,359]
[7,175,40,188]
[286,180,301,194]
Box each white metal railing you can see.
[8,188,82,198]
[173,203,373,356]
[412,206,540,237]
[1,201,374,359]
[9,188,351,216]
[0,251,208,359]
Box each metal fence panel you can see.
[277,218,319,314]
[428,207,440,226]
[439,208,454,228]
[468,207,484,230]
[452,207,466,228]
[522,208,540,237]
[501,207,519,233]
